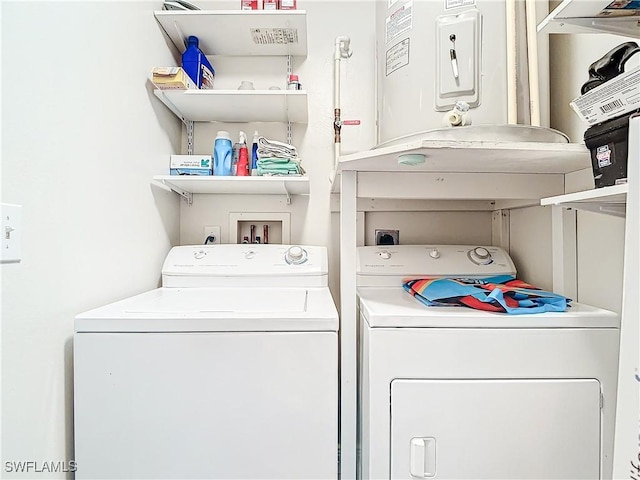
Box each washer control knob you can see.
[378,250,391,260]
[285,246,308,265]
[194,250,207,260]
[469,246,492,265]
[429,249,440,259]
[245,250,256,259]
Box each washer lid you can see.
[358,287,620,328]
[75,287,338,332]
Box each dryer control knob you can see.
[285,246,308,265]
[469,246,492,265]
[378,250,391,260]
[429,249,440,259]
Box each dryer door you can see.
[390,379,601,479]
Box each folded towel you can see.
[257,157,305,176]
[257,136,298,160]
[403,275,571,315]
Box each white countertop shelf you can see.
[334,139,590,175]
[154,174,309,197]
[153,89,308,123]
[154,9,307,56]
[541,183,628,217]
[537,0,640,38]
[331,139,592,203]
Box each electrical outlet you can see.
[203,225,221,244]
[375,229,399,246]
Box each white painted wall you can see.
[1,1,181,477]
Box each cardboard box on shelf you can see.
[170,155,213,176]
[570,64,640,126]
[152,67,197,90]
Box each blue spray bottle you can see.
[251,130,260,176]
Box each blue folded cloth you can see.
[403,275,571,315]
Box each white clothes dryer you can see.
[357,245,620,480]
[74,244,338,480]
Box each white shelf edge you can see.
[541,184,628,217]
[334,140,590,175]
[538,16,640,38]
[537,0,640,38]
[541,184,629,205]
[153,175,310,196]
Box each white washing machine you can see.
[74,244,338,480]
[357,245,620,480]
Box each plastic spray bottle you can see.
[236,131,249,176]
[251,131,260,176]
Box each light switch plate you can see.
[1,203,22,263]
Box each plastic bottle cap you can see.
[187,35,199,46]
[216,131,231,140]
[289,74,299,82]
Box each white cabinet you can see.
[332,137,597,480]
[152,10,309,203]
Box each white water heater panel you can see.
[435,10,480,109]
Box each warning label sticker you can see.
[386,38,410,76]
[251,28,298,45]
[596,145,613,168]
[385,1,412,45]
[445,0,476,9]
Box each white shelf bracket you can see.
[153,90,188,124]
[561,201,626,218]
[161,179,193,206]
[283,182,292,205]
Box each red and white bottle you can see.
[236,131,250,176]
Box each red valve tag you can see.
[342,120,361,125]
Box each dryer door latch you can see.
[410,437,437,478]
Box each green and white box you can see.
[170,155,212,175]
